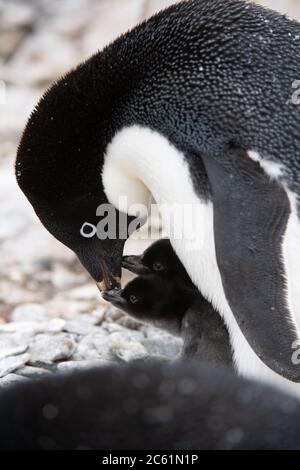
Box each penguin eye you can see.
[129,295,139,304]
[153,261,164,272]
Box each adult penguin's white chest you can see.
[102,125,300,397]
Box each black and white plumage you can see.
[104,276,232,365]
[123,238,196,289]
[16,0,300,390]
[109,239,232,365]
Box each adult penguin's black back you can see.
[16,0,300,390]
[1,362,300,450]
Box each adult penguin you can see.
[1,362,300,450]
[15,0,300,391]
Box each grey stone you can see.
[74,333,113,361]
[57,360,110,372]
[109,332,148,363]
[50,263,87,291]
[90,309,105,325]
[71,348,102,362]
[142,0,179,21]
[11,303,48,322]
[44,299,93,319]
[102,321,144,341]
[0,281,40,305]
[0,318,66,335]
[63,319,101,336]
[0,353,30,378]
[46,319,67,333]
[0,1,36,30]
[0,30,27,60]
[117,315,143,330]
[105,305,124,322]
[66,284,101,301]
[29,334,76,363]
[0,341,28,360]
[110,329,145,343]
[143,328,183,359]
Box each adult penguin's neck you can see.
[102,126,200,213]
[102,125,215,290]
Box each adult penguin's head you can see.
[16,44,145,291]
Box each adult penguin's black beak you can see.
[96,276,121,293]
[122,255,151,275]
[76,240,124,293]
[96,257,122,292]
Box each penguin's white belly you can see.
[281,195,300,336]
[103,125,300,397]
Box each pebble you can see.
[0,1,36,30]
[0,318,66,335]
[63,319,101,336]
[0,342,28,360]
[51,264,87,291]
[28,334,76,364]
[57,360,110,372]
[11,303,47,322]
[0,281,40,306]
[45,299,94,319]
[66,284,101,301]
[0,353,30,378]
[109,332,148,363]
[105,306,125,322]
[0,208,28,241]
[143,329,183,359]
[75,333,113,362]
[117,315,143,330]
[108,328,145,344]
[104,321,135,334]
[90,309,105,325]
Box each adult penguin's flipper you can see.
[202,146,300,382]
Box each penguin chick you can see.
[103,275,232,366]
[181,297,232,366]
[122,239,196,290]
[122,240,232,364]
[103,275,195,336]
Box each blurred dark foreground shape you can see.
[0,361,300,450]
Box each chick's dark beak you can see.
[122,255,151,275]
[102,288,127,310]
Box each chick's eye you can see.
[153,262,164,272]
[130,295,139,304]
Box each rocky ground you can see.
[1,0,300,387]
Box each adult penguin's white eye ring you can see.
[80,222,97,239]
[153,262,164,272]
